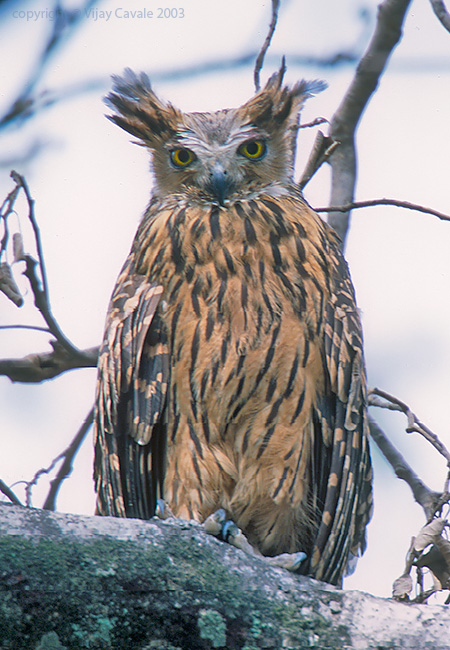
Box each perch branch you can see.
[429,0,450,32]
[315,198,450,222]
[328,0,413,248]
[253,0,281,91]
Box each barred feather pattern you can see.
[94,186,372,585]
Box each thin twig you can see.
[327,0,413,248]
[369,387,450,468]
[43,406,95,511]
[0,183,21,256]
[0,0,98,130]
[429,0,450,32]
[7,171,89,360]
[11,171,49,298]
[315,198,450,223]
[25,406,94,509]
[0,324,51,334]
[368,416,441,520]
[0,479,23,506]
[253,0,281,91]
[299,117,328,130]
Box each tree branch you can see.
[328,0,413,248]
[0,344,98,383]
[368,416,441,520]
[1,171,95,365]
[0,0,98,130]
[253,0,281,91]
[24,406,94,508]
[429,0,450,32]
[315,197,450,222]
[369,388,450,469]
[0,480,23,507]
[43,406,95,510]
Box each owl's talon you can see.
[221,519,239,542]
[155,499,174,519]
[203,510,262,557]
[265,551,307,572]
[203,508,227,536]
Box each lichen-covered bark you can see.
[0,503,448,649]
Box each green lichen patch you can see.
[0,532,350,649]
[198,609,227,647]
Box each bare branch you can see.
[298,131,339,190]
[0,479,23,507]
[368,417,441,520]
[429,0,450,32]
[4,171,88,360]
[253,0,281,92]
[315,198,450,222]
[369,387,450,469]
[11,171,49,300]
[25,406,94,508]
[328,0,413,248]
[0,325,51,334]
[0,0,98,130]
[0,344,98,383]
[43,406,95,511]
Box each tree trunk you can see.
[0,503,448,649]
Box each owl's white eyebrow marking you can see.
[171,122,263,154]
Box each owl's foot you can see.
[203,509,307,572]
[155,498,174,520]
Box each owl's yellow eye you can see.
[238,139,267,160]
[170,148,196,167]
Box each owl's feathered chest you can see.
[128,193,336,427]
[133,192,333,335]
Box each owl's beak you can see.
[210,165,232,206]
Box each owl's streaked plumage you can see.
[94,66,373,585]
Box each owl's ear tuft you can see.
[240,62,326,132]
[105,69,182,147]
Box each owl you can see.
[94,65,373,586]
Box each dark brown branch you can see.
[369,387,450,468]
[253,0,281,91]
[0,480,23,507]
[368,416,441,519]
[429,0,450,32]
[328,0,413,248]
[0,344,98,383]
[315,198,450,222]
[43,406,95,511]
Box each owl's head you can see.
[106,65,325,205]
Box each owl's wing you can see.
[94,255,169,519]
[311,242,373,585]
